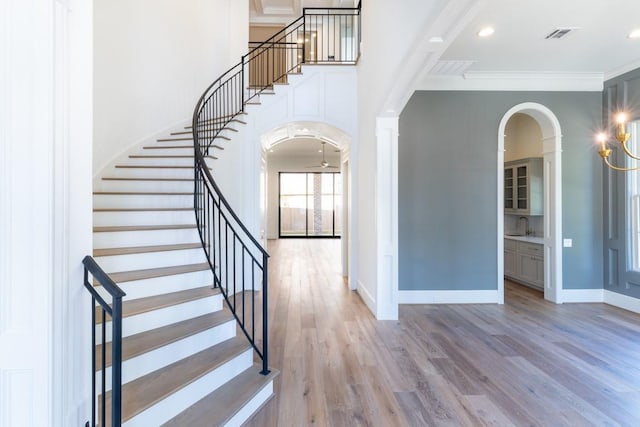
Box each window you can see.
[279,172,342,238]
[628,121,640,270]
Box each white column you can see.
[375,117,399,320]
[542,135,563,303]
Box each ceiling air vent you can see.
[545,27,580,40]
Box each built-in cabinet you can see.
[504,158,543,215]
[504,238,544,290]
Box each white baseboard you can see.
[397,290,499,304]
[561,289,604,303]
[604,290,640,314]
[356,280,376,315]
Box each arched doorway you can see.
[261,121,355,287]
[498,103,563,304]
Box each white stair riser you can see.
[98,291,222,341]
[95,248,206,273]
[93,210,196,227]
[95,179,195,193]
[100,319,236,391]
[94,228,200,248]
[141,147,195,156]
[93,194,193,209]
[108,167,195,179]
[122,348,254,427]
[224,380,274,427]
[152,139,194,146]
[114,270,213,301]
[123,157,195,166]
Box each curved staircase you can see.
[92,123,277,426]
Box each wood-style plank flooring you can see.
[247,239,640,426]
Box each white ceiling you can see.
[439,0,640,78]
[251,0,640,81]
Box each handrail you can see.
[192,3,361,377]
[83,255,126,427]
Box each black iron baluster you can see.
[111,295,123,426]
[261,258,269,375]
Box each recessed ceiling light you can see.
[629,29,640,39]
[477,27,495,38]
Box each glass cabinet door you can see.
[517,165,528,210]
[504,168,514,209]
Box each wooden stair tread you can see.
[93,242,202,257]
[97,308,231,368]
[114,286,219,319]
[102,177,194,181]
[162,365,278,427]
[103,336,251,424]
[157,137,193,142]
[93,191,192,195]
[93,224,196,232]
[94,207,194,212]
[115,165,208,169]
[129,155,195,159]
[142,145,194,149]
[106,262,210,284]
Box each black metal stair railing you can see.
[83,255,126,427]
[192,4,361,376]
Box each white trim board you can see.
[561,289,604,303]
[356,280,377,315]
[418,72,604,92]
[395,288,640,316]
[397,290,499,305]
[604,290,640,315]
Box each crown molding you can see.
[604,59,640,82]
[417,71,604,92]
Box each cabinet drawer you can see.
[518,241,543,256]
[504,239,517,251]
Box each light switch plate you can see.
[563,238,573,247]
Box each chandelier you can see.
[598,112,640,171]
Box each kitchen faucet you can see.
[519,216,531,236]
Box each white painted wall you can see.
[93,0,248,175]
[1,0,93,425]
[356,0,452,318]
[504,113,543,161]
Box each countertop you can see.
[504,234,544,245]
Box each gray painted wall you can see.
[399,91,602,291]
[603,68,640,299]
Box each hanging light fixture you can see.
[598,112,640,171]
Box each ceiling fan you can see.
[307,141,339,169]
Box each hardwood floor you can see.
[247,239,640,426]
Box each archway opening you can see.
[498,103,563,304]
[261,121,354,284]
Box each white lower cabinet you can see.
[504,239,544,290]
